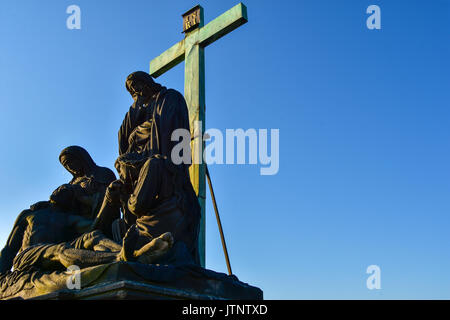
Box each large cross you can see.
[149,3,248,267]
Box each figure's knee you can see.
[13,209,33,227]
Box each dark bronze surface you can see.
[0,71,261,300]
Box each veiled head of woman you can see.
[59,146,96,178]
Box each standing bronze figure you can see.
[95,71,201,265]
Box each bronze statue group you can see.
[0,71,202,298]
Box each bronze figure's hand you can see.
[105,180,124,204]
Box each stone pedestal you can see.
[31,279,260,300]
[2,261,262,300]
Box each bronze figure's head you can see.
[125,71,160,101]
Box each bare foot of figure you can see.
[134,232,174,265]
[120,225,140,262]
[119,226,174,264]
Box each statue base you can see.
[2,261,262,300]
[30,279,258,300]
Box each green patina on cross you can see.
[149,3,248,267]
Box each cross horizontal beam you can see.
[198,3,248,47]
[149,3,248,78]
[150,39,186,78]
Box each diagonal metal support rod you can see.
[205,164,232,275]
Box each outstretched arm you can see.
[90,180,122,238]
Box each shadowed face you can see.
[60,155,84,177]
[126,79,144,100]
[127,78,158,103]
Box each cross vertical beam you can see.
[149,3,248,268]
[184,11,206,267]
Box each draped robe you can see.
[118,87,191,159]
[118,87,201,264]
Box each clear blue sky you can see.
[0,0,449,299]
